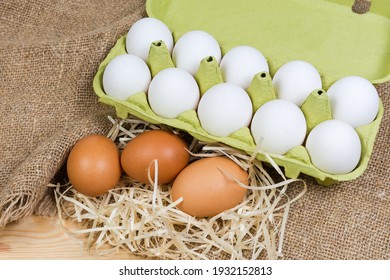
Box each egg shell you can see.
[121,130,190,184]
[250,99,307,155]
[197,83,253,137]
[306,119,361,174]
[220,45,269,90]
[171,156,249,218]
[148,68,200,119]
[272,60,322,106]
[327,76,379,128]
[102,54,151,100]
[172,30,222,76]
[67,134,121,197]
[126,17,174,61]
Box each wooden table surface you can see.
[0,216,141,260]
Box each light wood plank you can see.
[0,216,142,260]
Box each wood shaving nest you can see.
[51,116,307,260]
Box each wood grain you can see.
[0,216,142,260]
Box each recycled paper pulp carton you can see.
[93,0,389,185]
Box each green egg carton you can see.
[93,0,388,185]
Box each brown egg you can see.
[66,134,121,197]
[121,129,189,184]
[171,156,249,217]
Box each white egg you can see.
[250,99,306,155]
[197,83,253,137]
[103,54,151,100]
[148,68,200,119]
[272,60,322,106]
[306,120,361,174]
[220,46,269,89]
[172,30,221,76]
[126,17,174,61]
[327,76,379,128]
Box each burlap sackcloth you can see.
[0,0,388,259]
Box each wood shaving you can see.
[52,115,307,260]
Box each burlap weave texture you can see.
[0,0,146,225]
[0,0,388,259]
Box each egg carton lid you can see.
[146,0,390,89]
